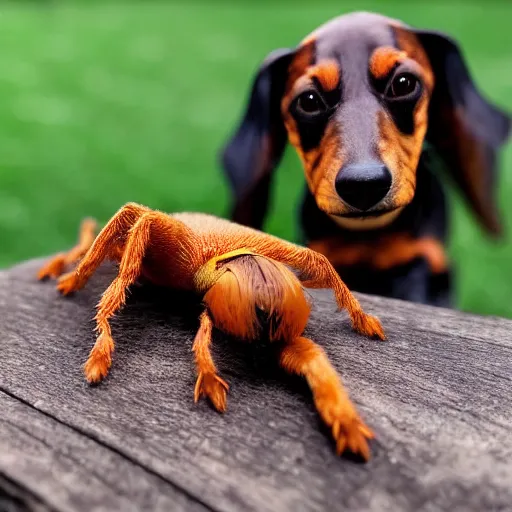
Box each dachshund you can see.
[220,11,511,307]
[37,203,385,460]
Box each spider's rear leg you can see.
[278,335,374,461]
[277,247,385,340]
[38,218,97,280]
[192,310,229,412]
[56,203,149,296]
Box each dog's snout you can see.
[335,163,392,211]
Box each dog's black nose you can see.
[335,163,392,211]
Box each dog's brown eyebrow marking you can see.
[307,60,340,92]
[391,26,435,92]
[369,46,407,79]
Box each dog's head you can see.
[221,12,510,234]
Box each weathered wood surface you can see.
[0,257,511,512]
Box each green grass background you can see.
[0,0,511,318]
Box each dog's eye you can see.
[387,73,419,98]
[296,91,325,115]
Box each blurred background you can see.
[0,0,511,318]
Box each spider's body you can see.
[39,203,385,461]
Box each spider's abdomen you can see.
[203,254,311,342]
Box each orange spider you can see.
[38,202,386,460]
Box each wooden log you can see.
[0,258,511,512]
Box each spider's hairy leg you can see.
[38,218,98,280]
[57,203,149,295]
[84,210,160,383]
[301,251,385,339]
[192,310,229,412]
[279,336,374,461]
[259,242,385,340]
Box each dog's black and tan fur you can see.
[221,12,511,306]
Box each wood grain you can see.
[0,258,511,512]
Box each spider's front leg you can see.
[262,242,385,340]
[55,203,149,295]
[83,210,159,383]
[38,218,97,280]
[83,210,189,383]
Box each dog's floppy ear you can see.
[220,48,295,229]
[413,29,511,236]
